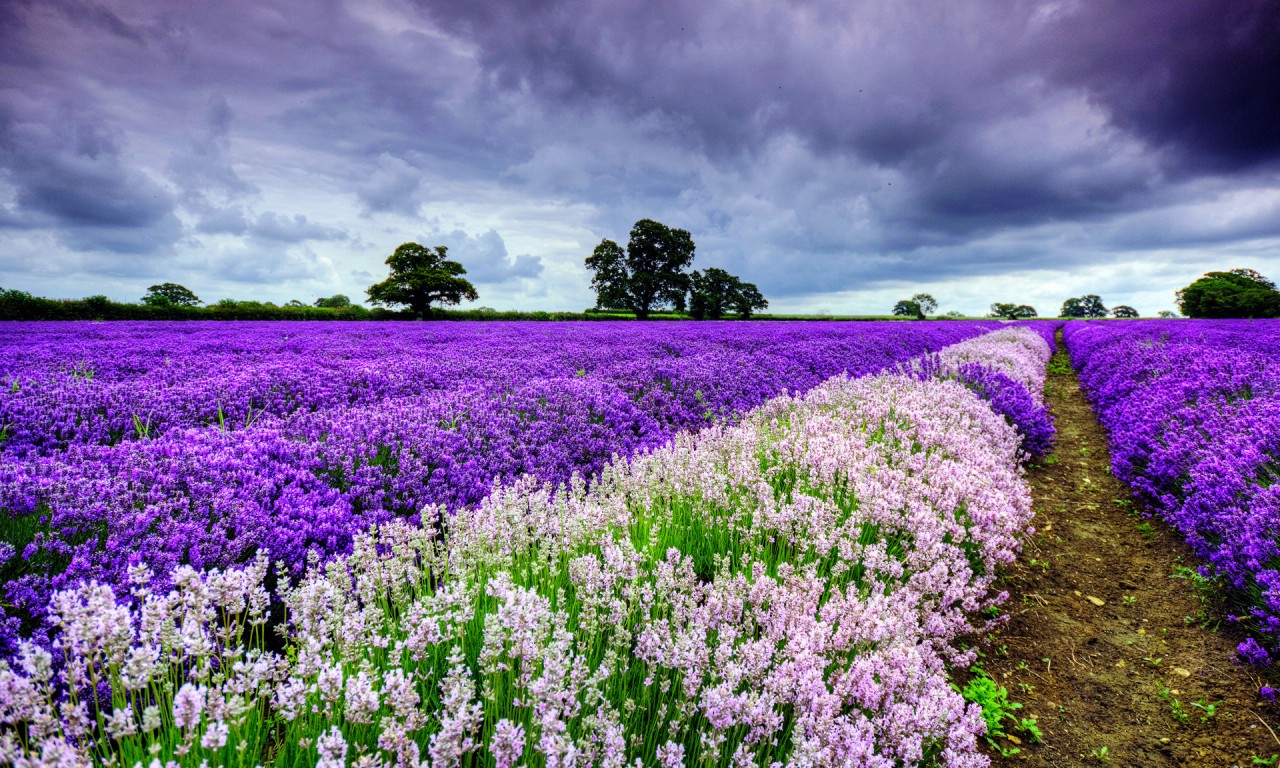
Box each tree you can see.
[584,219,696,319]
[314,294,352,308]
[989,302,1038,320]
[285,299,306,307]
[1175,268,1280,319]
[689,268,768,319]
[366,243,479,319]
[733,283,768,319]
[1111,305,1139,318]
[142,283,201,307]
[585,240,631,311]
[911,293,938,317]
[1061,294,1107,318]
[1157,310,1179,319]
[892,299,923,319]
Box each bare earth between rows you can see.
[985,342,1280,767]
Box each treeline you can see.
[0,289,382,321]
[0,289,722,322]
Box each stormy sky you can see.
[2,0,1278,316]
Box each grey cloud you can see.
[429,228,543,284]
[167,94,256,206]
[249,213,346,243]
[355,154,425,216]
[0,101,181,255]
[206,243,333,284]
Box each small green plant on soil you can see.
[1191,698,1223,722]
[1171,560,1222,629]
[1136,521,1155,537]
[1143,656,1163,666]
[1122,595,1136,605]
[1157,684,1190,724]
[1252,754,1279,766]
[1089,745,1111,762]
[955,667,1042,756]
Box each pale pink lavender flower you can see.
[315,725,348,768]
[171,683,206,731]
[491,719,527,768]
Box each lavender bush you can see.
[904,328,1056,459]
[1065,319,1280,659]
[0,326,1049,768]
[1,321,1003,637]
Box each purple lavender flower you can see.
[1240,638,1273,666]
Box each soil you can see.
[981,336,1280,767]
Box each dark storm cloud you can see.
[1038,0,1280,172]
[0,100,182,255]
[0,0,1276,305]
[420,0,1275,240]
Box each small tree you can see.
[1111,305,1139,318]
[1175,268,1280,318]
[141,283,201,307]
[892,299,923,319]
[366,243,478,319]
[585,219,695,319]
[989,302,1038,320]
[689,268,768,319]
[911,293,938,317]
[733,283,768,319]
[314,294,352,308]
[1061,294,1107,318]
[1157,310,1179,319]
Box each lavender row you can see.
[0,328,1049,768]
[1065,319,1280,660]
[0,321,1000,646]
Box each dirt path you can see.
[983,339,1280,767]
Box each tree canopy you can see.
[1061,294,1108,318]
[891,293,938,320]
[585,219,696,319]
[314,294,352,308]
[1175,268,1280,318]
[689,268,768,319]
[141,283,201,307]
[366,243,478,319]
[988,302,1038,320]
[1111,305,1139,318]
[892,300,923,319]
[911,293,937,317]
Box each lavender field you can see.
[0,321,1009,634]
[1066,319,1280,663]
[0,321,1058,767]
